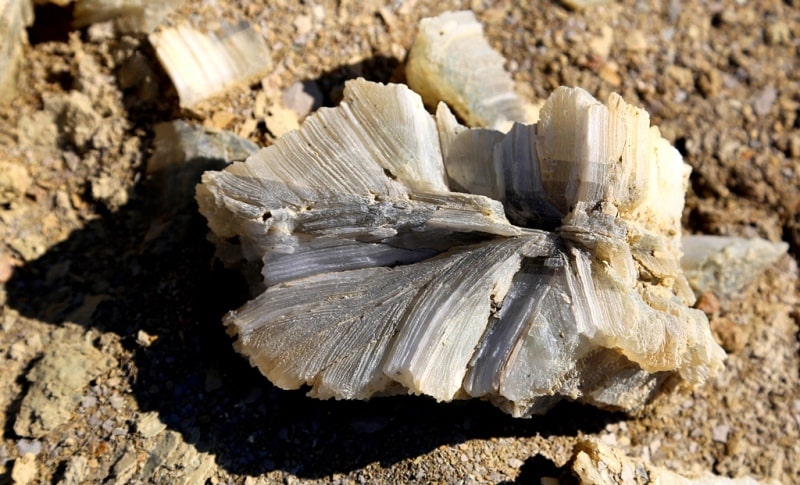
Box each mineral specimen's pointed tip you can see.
[198,76,728,416]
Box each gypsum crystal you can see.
[197,79,725,417]
[149,21,272,108]
[406,10,528,131]
[0,0,33,103]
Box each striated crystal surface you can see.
[197,79,726,417]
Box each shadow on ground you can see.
[4,58,623,479]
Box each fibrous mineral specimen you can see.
[197,78,725,417]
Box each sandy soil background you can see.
[0,0,798,483]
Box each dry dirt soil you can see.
[0,0,799,484]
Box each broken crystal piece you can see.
[149,22,272,108]
[198,78,726,417]
[406,11,528,131]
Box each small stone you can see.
[0,253,14,283]
[136,330,157,348]
[598,62,622,86]
[711,318,748,353]
[694,292,720,316]
[0,161,30,204]
[789,135,800,159]
[110,447,139,482]
[58,455,89,485]
[588,25,614,59]
[282,81,323,120]
[207,111,238,130]
[753,86,777,116]
[137,411,167,438]
[265,105,300,137]
[91,175,129,211]
[11,454,38,485]
[293,15,313,36]
[765,21,790,45]
[109,394,126,410]
[712,424,731,443]
[624,30,648,52]
[141,430,181,478]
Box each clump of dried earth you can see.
[0,1,798,484]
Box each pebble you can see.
[0,161,31,204]
[16,439,42,456]
[136,411,167,438]
[11,454,38,485]
[282,80,323,120]
[57,455,89,485]
[0,253,13,283]
[712,424,731,443]
[753,86,777,116]
[265,105,300,137]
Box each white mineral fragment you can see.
[406,11,528,131]
[149,22,272,107]
[198,79,725,417]
[0,0,33,103]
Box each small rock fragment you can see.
[15,439,41,456]
[0,253,14,283]
[57,455,89,485]
[13,332,116,438]
[109,446,139,483]
[149,21,273,107]
[136,411,167,438]
[264,105,300,137]
[136,329,156,347]
[282,80,323,120]
[681,235,788,297]
[11,453,38,485]
[0,161,30,204]
[91,175,129,210]
[141,430,181,478]
[752,86,777,117]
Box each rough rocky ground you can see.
[0,0,798,483]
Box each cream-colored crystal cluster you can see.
[197,77,726,417]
